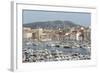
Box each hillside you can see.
[23,20,81,29]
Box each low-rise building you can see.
[23,27,33,39]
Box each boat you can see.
[79,45,83,48]
[63,46,71,48]
[55,44,60,47]
[61,44,71,48]
[47,43,55,47]
[32,42,39,46]
[26,41,32,45]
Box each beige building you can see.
[23,27,33,39]
[23,26,90,42]
[23,27,53,41]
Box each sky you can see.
[23,10,91,26]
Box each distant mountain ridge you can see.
[23,20,82,29]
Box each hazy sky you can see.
[23,10,91,26]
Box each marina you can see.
[22,39,91,62]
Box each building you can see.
[23,27,53,41]
[23,27,33,39]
